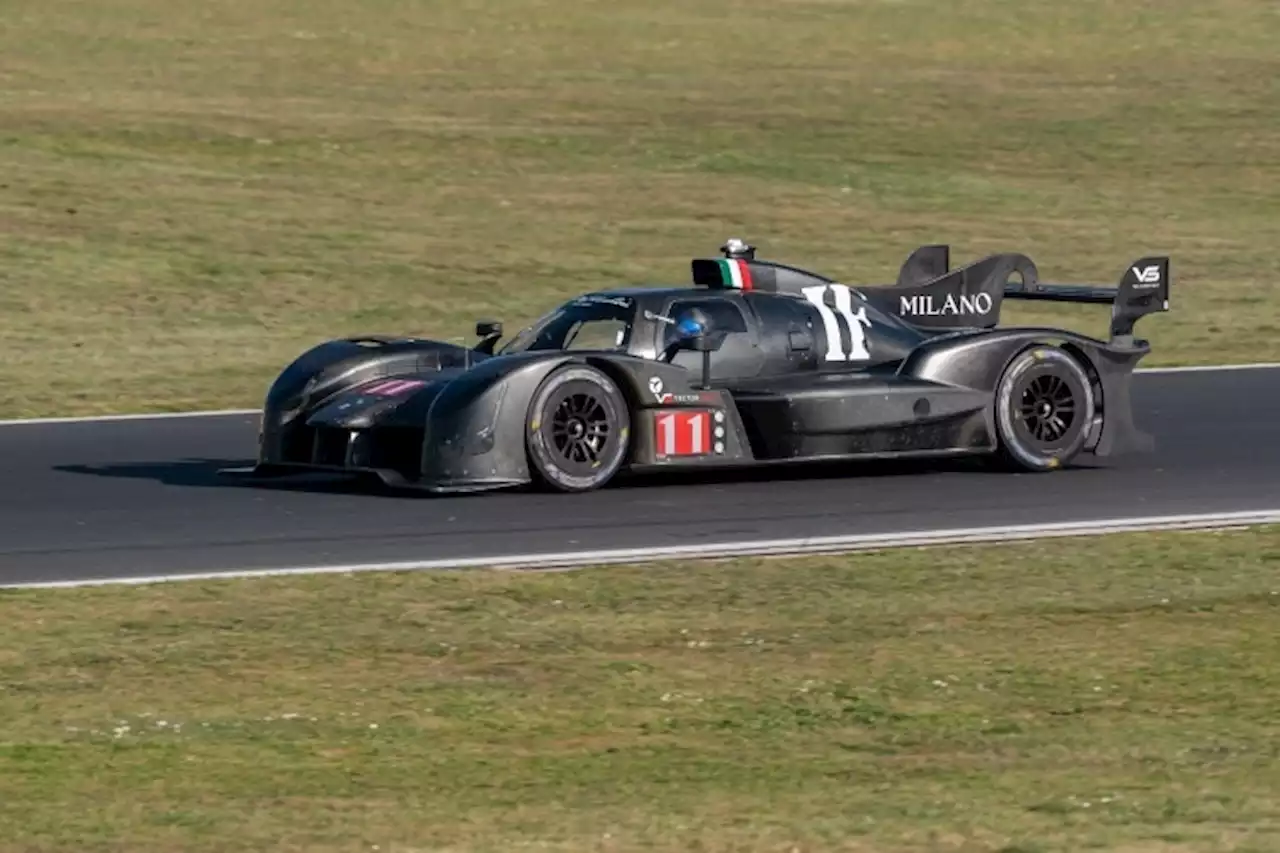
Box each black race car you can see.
[222,239,1171,493]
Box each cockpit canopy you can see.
[498,294,638,355]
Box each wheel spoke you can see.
[539,383,619,474]
[1014,367,1082,447]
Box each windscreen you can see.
[498,294,636,354]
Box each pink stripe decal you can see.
[362,379,426,397]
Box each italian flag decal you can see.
[716,258,753,290]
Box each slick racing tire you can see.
[993,345,1095,472]
[525,364,632,492]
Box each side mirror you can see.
[660,316,723,360]
[474,320,503,355]
[659,316,728,388]
[681,329,728,353]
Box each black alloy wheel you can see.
[526,364,631,492]
[993,346,1096,471]
[1018,372,1077,444]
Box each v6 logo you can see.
[1132,265,1162,284]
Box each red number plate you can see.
[654,409,715,457]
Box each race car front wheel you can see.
[525,364,632,492]
[993,345,1095,472]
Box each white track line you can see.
[1138,363,1280,374]
[1,362,1277,428]
[0,408,259,427]
[6,509,1279,590]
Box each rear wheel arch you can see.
[982,336,1107,447]
[990,334,1106,401]
[1058,340,1107,450]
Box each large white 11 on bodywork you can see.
[801,283,873,361]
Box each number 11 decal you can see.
[655,409,721,457]
[801,283,872,361]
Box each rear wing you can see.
[892,244,1171,341]
[1002,256,1171,341]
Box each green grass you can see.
[1,0,1278,417]
[2,528,1279,852]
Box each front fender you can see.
[417,352,577,488]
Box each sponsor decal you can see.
[1131,264,1162,289]
[572,294,633,309]
[660,392,716,404]
[648,375,716,405]
[899,291,994,318]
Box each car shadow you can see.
[615,455,995,489]
[54,458,408,497]
[53,453,1110,497]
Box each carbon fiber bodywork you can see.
[227,240,1170,493]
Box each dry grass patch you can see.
[1,0,1276,417]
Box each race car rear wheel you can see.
[525,364,632,492]
[993,345,1095,472]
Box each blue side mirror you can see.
[659,312,728,373]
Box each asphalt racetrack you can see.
[2,366,1278,588]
